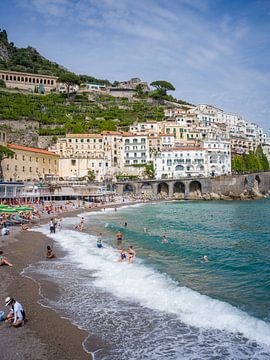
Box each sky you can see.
[0,0,270,131]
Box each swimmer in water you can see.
[117,248,127,262]
[127,246,136,264]
[162,235,168,244]
[97,233,103,248]
[203,255,209,262]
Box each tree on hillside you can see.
[150,80,175,100]
[144,163,155,179]
[0,145,15,181]
[256,145,269,171]
[58,73,80,96]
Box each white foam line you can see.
[30,225,270,347]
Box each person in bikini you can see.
[127,246,136,264]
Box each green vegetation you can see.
[144,163,155,178]
[0,29,111,85]
[58,73,81,95]
[232,146,269,173]
[0,79,6,88]
[0,145,14,180]
[150,80,175,100]
[0,91,165,134]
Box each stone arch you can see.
[189,180,202,197]
[173,182,185,199]
[157,182,169,196]
[255,175,261,184]
[123,183,135,193]
[141,182,153,195]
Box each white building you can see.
[155,147,207,179]
[202,139,231,176]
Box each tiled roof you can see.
[8,144,59,156]
[66,134,102,138]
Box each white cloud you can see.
[11,0,270,130]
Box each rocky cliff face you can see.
[0,41,10,62]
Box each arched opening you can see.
[141,182,153,195]
[254,175,262,194]
[123,183,135,193]
[189,181,202,198]
[157,182,169,196]
[255,175,261,184]
[173,182,185,199]
[175,165,184,171]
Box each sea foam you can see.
[32,225,270,347]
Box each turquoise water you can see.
[26,199,270,359]
[104,200,270,322]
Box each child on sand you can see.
[46,245,55,259]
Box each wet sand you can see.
[0,200,153,359]
[0,228,90,360]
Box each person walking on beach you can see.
[80,217,84,231]
[116,230,123,246]
[58,218,62,232]
[5,297,26,327]
[49,218,55,233]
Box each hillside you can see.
[0,29,110,85]
[0,91,165,136]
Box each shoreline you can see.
[0,199,155,360]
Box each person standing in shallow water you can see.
[116,230,123,246]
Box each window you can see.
[29,167,32,172]
[30,157,32,162]
[22,166,25,172]
[125,139,130,144]
[71,160,76,166]
[7,164,9,170]
[22,155,25,161]
[15,165,17,171]
[36,157,38,162]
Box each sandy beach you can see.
[0,217,91,360]
[0,199,152,360]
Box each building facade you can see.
[3,144,59,182]
[0,70,57,93]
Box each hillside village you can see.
[0,30,269,185]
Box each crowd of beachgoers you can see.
[0,195,139,329]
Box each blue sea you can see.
[25,199,270,359]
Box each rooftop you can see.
[8,144,59,156]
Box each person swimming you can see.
[162,235,168,244]
[203,255,209,262]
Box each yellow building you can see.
[0,69,57,93]
[3,144,59,182]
